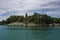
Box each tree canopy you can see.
[0,13,60,25]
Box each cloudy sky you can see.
[0,0,60,21]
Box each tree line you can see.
[0,13,60,25]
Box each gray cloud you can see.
[0,0,60,21]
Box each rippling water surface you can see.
[0,25,60,40]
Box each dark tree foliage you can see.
[0,13,60,25]
[5,15,24,24]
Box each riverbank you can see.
[5,22,60,27]
[7,22,36,26]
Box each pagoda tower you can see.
[25,13,28,26]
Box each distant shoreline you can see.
[0,13,60,27]
[5,22,60,27]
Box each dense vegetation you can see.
[0,13,60,25]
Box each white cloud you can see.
[0,0,60,21]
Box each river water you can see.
[0,25,60,40]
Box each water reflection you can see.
[30,30,52,40]
[0,25,60,40]
[1,25,52,30]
